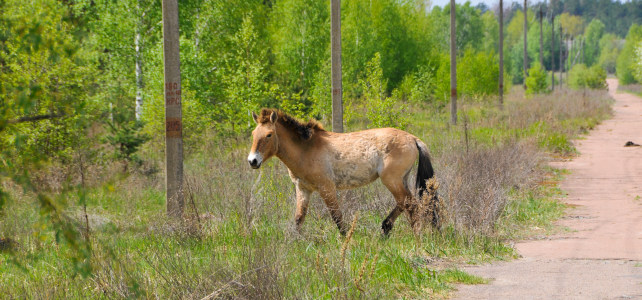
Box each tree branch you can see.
[7,113,65,124]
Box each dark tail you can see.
[415,140,440,228]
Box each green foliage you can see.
[220,14,275,132]
[598,33,621,74]
[583,19,605,67]
[105,119,149,165]
[634,41,642,83]
[616,24,642,85]
[360,53,408,129]
[525,63,549,95]
[435,50,500,101]
[568,64,607,90]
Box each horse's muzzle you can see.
[247,152,263,169]
[248,159,261,169]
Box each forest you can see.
[1,0,642,298]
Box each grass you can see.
[618,83,642,97]
[0,89,613,298]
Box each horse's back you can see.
[321,128,419,189]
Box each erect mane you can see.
[257,108,325,141]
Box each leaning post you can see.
[162,0,184,218]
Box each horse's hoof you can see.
[381,219,393,236]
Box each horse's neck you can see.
[275,125,304,172]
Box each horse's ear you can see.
[269,111,278,124]
[252,111,259,124]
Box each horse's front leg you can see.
[318,183,346,235]
[294,185,312,231]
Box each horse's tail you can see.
[415,139,440,228]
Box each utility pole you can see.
[162,0,184,218]
[539,6,543,67]
[499,0,504,108]
[450,0,457,125]
[331,0,343,133]
[523,0,528,90]
[559,25,563,87]
[551,14,555,91]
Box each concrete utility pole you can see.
[551,14,555,91]
[499,0,504,108]
[539,6,543,67]
[162,0,184,218]
[559,25,563,87]
[331,0,343,133]
[523,0,528,90]
[450,0,457,125]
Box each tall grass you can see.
[0,89,612,298]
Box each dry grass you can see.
[0,89,614,299]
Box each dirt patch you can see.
[454,79,642,299]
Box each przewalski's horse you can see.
[247,108,439,235]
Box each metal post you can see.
[331,0,343,133]
[559,25,563,87]
[450,0,457,125]
[162,0,184,218]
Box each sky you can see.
[430,0,546,9]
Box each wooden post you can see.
[331,0,343,133]
[499,0,504,108]
[551,14,554,91]
[450,0,457,125]
[523,0,528,90]
[162,0,184,218]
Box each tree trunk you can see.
[135,7,143,121]
[331,0,343,133]
[499,0,504,108]
[559,26,563,87]
[450,0,457,125]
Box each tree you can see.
[616,24,642,85]
[583,19,605,67]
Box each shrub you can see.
[360,53,408,129]
[525,62,548,95]
[568,64,607,90]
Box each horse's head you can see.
[248,110,279,169]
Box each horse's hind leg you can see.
[380,171,413,236]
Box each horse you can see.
[247,108,439,236]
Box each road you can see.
[454,79,642,299]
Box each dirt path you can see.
[454,79,642,299]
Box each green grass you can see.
[0,89,613,298]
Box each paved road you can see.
[454,79,642,299]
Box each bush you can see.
[525,62,548,95]
[568,64,607,90]
[434,50,501,102]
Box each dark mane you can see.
[258,108,325,141]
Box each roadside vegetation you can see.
[0,0,627,298]
[0,87,612,298]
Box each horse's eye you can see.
[267,134,272,138]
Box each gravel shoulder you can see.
[454,79,642,299]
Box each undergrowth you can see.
[0,89,612,298]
